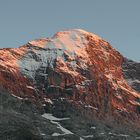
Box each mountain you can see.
[0,29,140,140]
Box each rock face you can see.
[0,29,140,139]
[122,58,140,92]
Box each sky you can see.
[0,0,140,61]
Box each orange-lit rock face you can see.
[0,29,140,126]
[0,47,36,99]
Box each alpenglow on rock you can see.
[0,29,140,140]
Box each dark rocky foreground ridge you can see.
[0,29,140,140]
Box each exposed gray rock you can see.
[122,58,140,92]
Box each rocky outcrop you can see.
[122,58,140,92]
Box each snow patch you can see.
[26,85,34,90]
[83,135,94,138]
[18,48,64,79]
[11,94,23,100]
[85,105,98,110]
[44,98,53,105]
[108,132,129,137]
[18,29,92,80]
[91,126,96,129]
[52,133,62,136]
[42,113,73,136]
[42,113,70,121]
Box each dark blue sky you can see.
[0,0,140,61]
